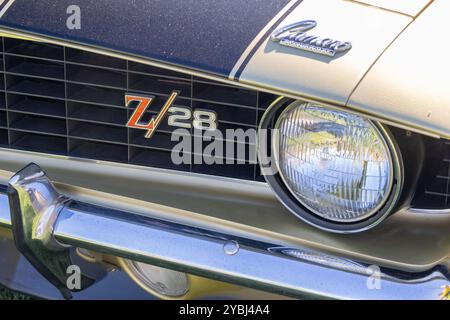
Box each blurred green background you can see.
[0,285,35,300]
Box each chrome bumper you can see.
[0,164,449,300]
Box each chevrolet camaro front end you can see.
[0,0,449,301]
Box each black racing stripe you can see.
[0,0,291,77]
[234,0,304,80]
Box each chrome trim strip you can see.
[407,208,450,215]
[55,204,450,300]
[229,0,301,80]
[0,27,444,140]
[0,0,16,19]
[0,167,448,299]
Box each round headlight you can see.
[260,99,402,232]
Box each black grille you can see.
[412,139,450,210]
[0,38,276,181]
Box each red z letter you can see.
[125,91,179,138]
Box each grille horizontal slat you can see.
[9,112,67,135]
[409,136,450,209]
[10,130,67,154]
[129,73,191,98]
[193,81,257,108]
[130,147,190,172]
[66,47,126,70]
[7,75,65,98]
[8,93,66,118]
[67,101,127,125]
[66,64,127,88]
[70,138,128,163]
[5,55,65,79]
[0,38,274,181]
[69,120,128,144]
[5,38,64,60]
[67,83,124,106]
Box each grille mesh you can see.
[0,38,275,181]
[412,140,450,209]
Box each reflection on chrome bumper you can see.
[0,164,449,300]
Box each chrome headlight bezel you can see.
[258,98,404,233]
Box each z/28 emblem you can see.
[270,20,352,57]
[126,91,217,138]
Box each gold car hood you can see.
[350,0,432,17]
[236,0,415,107]
[349,0,450,139]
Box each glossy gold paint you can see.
[239,0,411,105]
[349,0,450,140]
[350,0,432,17]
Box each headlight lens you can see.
[274,101,394,223]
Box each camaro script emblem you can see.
[270,20,352,57]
